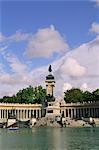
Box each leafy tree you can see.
[64,88,84,103]
[64,88,99,103]
[83,91,93,103]
[1,85,46,104]
[92,89,99,102]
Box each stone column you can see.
[29,110,31,118]
[91,108,92,117]
[79,109,81,118]
[74,109,76,119]
[67,109,70,118]
[0,110,1,119]
[15,110,17,119]
[4,110,6,118]
[32,110,34,118]
[82,108,84,117]
[65,109,67,117]
[92,108,94,118]
[71,109,73,119]
[19,110,21,119]
[24,110,26,119]
[3,110,4,119]
[26,110,28,119]
[36,110,38,118]
[96,108,98,118]
[1,110,3,119]
[39,110,41,118]
[94,108,95,118]
[17,109,20,119]
[77,109,79,119]
[64,109,66,118]
[21,110,23,119]
[38,110,39,118]
[2,110,4,119]
[22,110,25,119]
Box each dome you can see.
[46,74,55,80]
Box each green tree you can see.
[93,89,99,102]
[83,91,93,103]
[64,88,84,103]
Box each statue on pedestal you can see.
[48,65,52,73]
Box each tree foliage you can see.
[0,85,46,104]
[64,88,99,103]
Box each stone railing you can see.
[60,101,99,107]
[0,103,42,107]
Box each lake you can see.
[0,127,99,150]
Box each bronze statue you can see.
[48,65,52,72]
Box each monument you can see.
[45,65,55,102]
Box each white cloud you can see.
[8,30,31,41]
[25,25,69,58]
[0,33,6,42]
[91,0,99,7]
[2,52,27,73]
[0,46,8,52]
[90,22,99,34]
[63,83,72,92]
[0,31,31,42]
[60,57,86,77]
[80,83,88,91]
[0,26,99,98]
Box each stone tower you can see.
[45,65,55,101]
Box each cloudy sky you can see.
[0,0,99,98]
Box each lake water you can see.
[0,127,99,150]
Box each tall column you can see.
[23,110,25,119]
[4,110,6,118]
[92,108,94,118]
[68,109,69,118]
[93,108,95,118]
[74,109,76,119]
[76,109,78,118]
[65,109,67,117]
[0,110,1,119]
[39,110,41,118]
[84,108,86,118]
[3,110,4,119]
[82,108,84,117]
[79,109,81,119]
[98,108,99,118]
[71,109,73,119]
[32,110,34,118]
[29,110,31,118]
[24,110,26,119]
[64,110,66,118]
[17,109,20,119]
[36,110,38,118]
[72,109,74,119]
[91,108,92,117]
[26,110,28,119]
[1,110,2,119]
[21,110,23,119]
[15,110,17,119]
[19,110,21,119]
[37,110,39,118]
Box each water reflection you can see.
[0,128,99,150]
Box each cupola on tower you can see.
[45,65,55,101]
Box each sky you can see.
[0,0,99,98]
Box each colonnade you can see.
[0,109,42,119]
[62,107,99,119]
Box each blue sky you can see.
[1,1,98,43]
[0,0,99,97]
